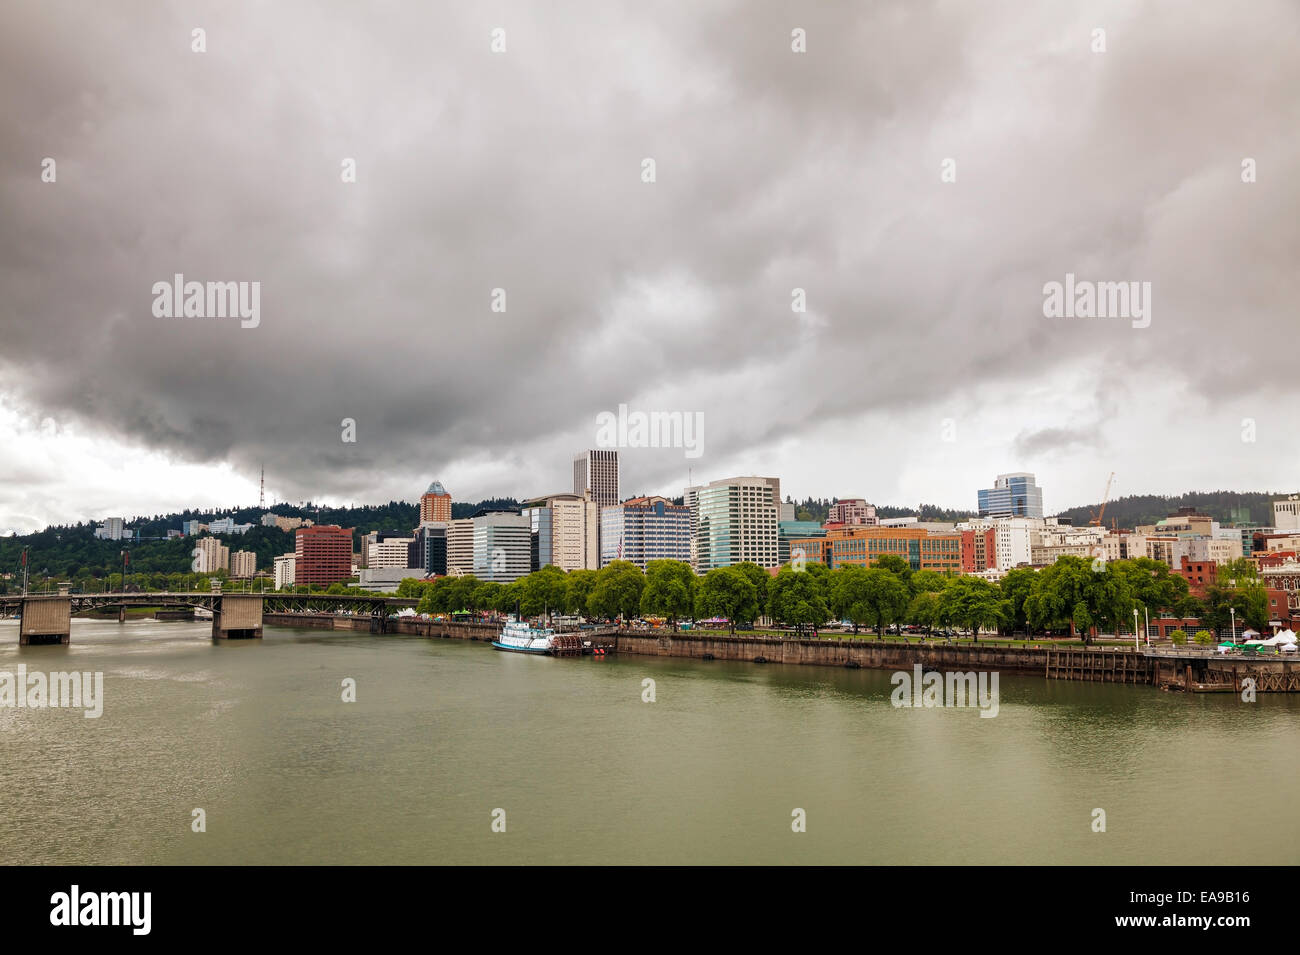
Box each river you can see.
[1,619,1296,864]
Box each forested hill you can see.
[1052,491,1295,529]
[786,498,976,523]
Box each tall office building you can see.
[295,525,353,586]
[274,553,296,590]
[685,476,781,571]
[193,536,230,574]
[522,493,600,571]
[573,450,619,507]
[411,523,448,576]
[420,480,453,523]
[367,536,415,569]
[470,509,531,583]
[229,551,257,578]
[977,473,1044,520]
[447,519,475,576]
[600,496,692,568]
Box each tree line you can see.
[395,554,1274,642]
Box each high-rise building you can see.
[274,553,296,590]
[230,551,257,578]
[420,480,453,524]
[411,523,448,576]
[573,450,619,507]
[977,473,1044,520]
[295,525,353,586]
[826,499,878,526]
[193,536,230,574]
[447,519,475,576]
[94,517,126,541]
[522,493,600,571]
[367,536,415,569]
[600,496,692,568]
[470,509,531,583]
[685,476,781,571]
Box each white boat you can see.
[194,607,214,620]
[492,619,555,655]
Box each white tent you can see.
[1264,628,1297,646]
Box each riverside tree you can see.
[640,560,696,631]
[695,566,758,635]
[830,565,908,636]
[587,560,645,621]
[938,575,1007,643]
[768,564,830,635]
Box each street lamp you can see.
[1230,606,1236,645]
[1133,608,1139,652]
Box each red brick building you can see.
[961,528,997,573]
[295,525,354,586]
[1177,556,1217,595]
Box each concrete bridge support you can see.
[211,594,263,640]
[19,597,72,646]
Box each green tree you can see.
[564,569,598,618]
[768,566,830,635]
[831,565,908,636]
[695,566,759,635]
[939,575,1008,643]
[640,560,697,631]
[906,590,945,636]
[1193,629,1214,645]
[998,568,1037,635]
[587,561,645,621]
[1170,628,1188,646]
[732,562,771,619]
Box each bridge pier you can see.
[211,594,263,640]
[19,597,72,646]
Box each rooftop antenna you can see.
[258,466,265,510]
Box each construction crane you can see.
[1089,472,1115,526]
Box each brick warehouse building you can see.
[789,525,963,574]
[295,524,354,586]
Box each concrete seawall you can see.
[262,615,1300,691]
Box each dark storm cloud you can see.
[1,0,1297,507]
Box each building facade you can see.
[789,526,963,574]
[573,449,619,507]
[193,536,230,574]
[274,553,296,590]
[826,499,878,526]
[977,473,1044,520]
[229,551,256,578]
[294,525,353,586]
[420,480,453,524]
[447,519,475,576]
[686,476,781,571]
[522,493,600,571]
[600,496,692,568]
[470,509,531,582]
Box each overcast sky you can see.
[1,0,1297,533]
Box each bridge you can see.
[0,592,419,645]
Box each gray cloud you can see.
[1,0,1297,522]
